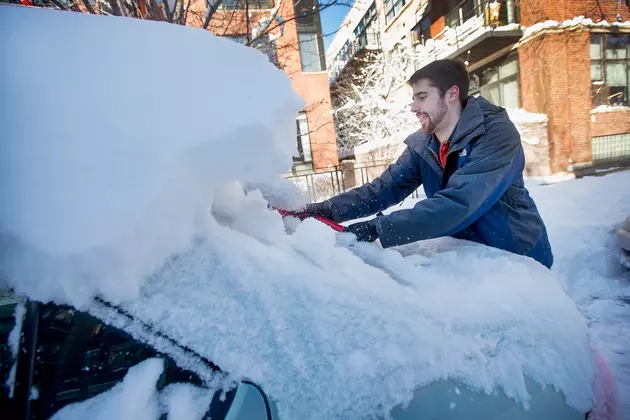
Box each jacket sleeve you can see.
[326,146,423,223]
[375,118,524,248]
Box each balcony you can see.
[415,0,522,70]
[328,29,381,83]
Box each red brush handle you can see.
[274,207,346,233]
[314,216,346,232]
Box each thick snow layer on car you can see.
[0,6,304,308]
[1,6,603,420]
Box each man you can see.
[301,59,553,268]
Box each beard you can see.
[420,98,448,134]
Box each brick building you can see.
[185,0,338,173]
[327,0,630,176]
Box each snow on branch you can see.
[251,0,282,41]
[521,16,630,44]
[331,44,420,152]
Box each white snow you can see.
[591,105,630,114]
[0,6,304,308]
[5,302,25,398]
[521,16,630,42]
[506,108,549,124]
[529,171,630,419]
[7,302,25,358]
[50,358,222,419]
[1,4,625,420]
[51,358,164,420]
[159,383,215,420]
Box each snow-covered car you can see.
[618,215,630,266]
[0,292,616,420]
[0,6,619,420]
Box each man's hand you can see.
[298,201,334,220]
[345,219,379,243]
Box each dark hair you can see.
[407,59,469,105]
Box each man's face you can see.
[410,79,448,135]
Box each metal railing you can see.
[415,0,521,70]
[328,30,381,82]
[284,160,424,203]
[445,0,520,30]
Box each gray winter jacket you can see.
[326,96,553,268]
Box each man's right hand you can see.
[298,201,334,221]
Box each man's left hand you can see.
[345,219,379,243]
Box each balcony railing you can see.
[328,29,381,83]
[445,0,520,30]
[414,0,522,70]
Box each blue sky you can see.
[320,1,355,51]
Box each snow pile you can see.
[522,16,630,41]
[5,302,26,398]
[527,170,630,418]
[591,105,630,114]
[101,185,598,418]
[0,6,304,308]
[506,108,549,124]
[51,358,218,420]
[0,5,603,420]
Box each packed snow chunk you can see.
[50,358,164,420]
[0,6,304,307]
[212,182,287,244]
[289,218,338,268]
[5,302,25,398]
[7,302,25,358]
[159,383,215,420]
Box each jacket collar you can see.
[449,96,485,151]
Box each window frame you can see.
[298,32,325,72]
[590,34,630,107]
[384,0,406,25]
[411,14,431,46]
[220,0,274,10]
[352,2,379,49]
[469,56,520,109]
[294,112,313,163]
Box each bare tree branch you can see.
[161,0,172,21]
[81,0,96,14]
[48,0,69,10]
[115,0,127,16]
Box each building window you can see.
[294,113,313,163]
[445,0,475,29]
[591,34,630,107]
[221,0,274,9]
[384,0,406,25]
[411,14,431,45]
[469,57,519,109]
[298,33,325,72]
[353,2,379,49]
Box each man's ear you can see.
[447,85,460,103]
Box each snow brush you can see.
[274,207,346,233]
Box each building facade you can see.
[327,0,630,176]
